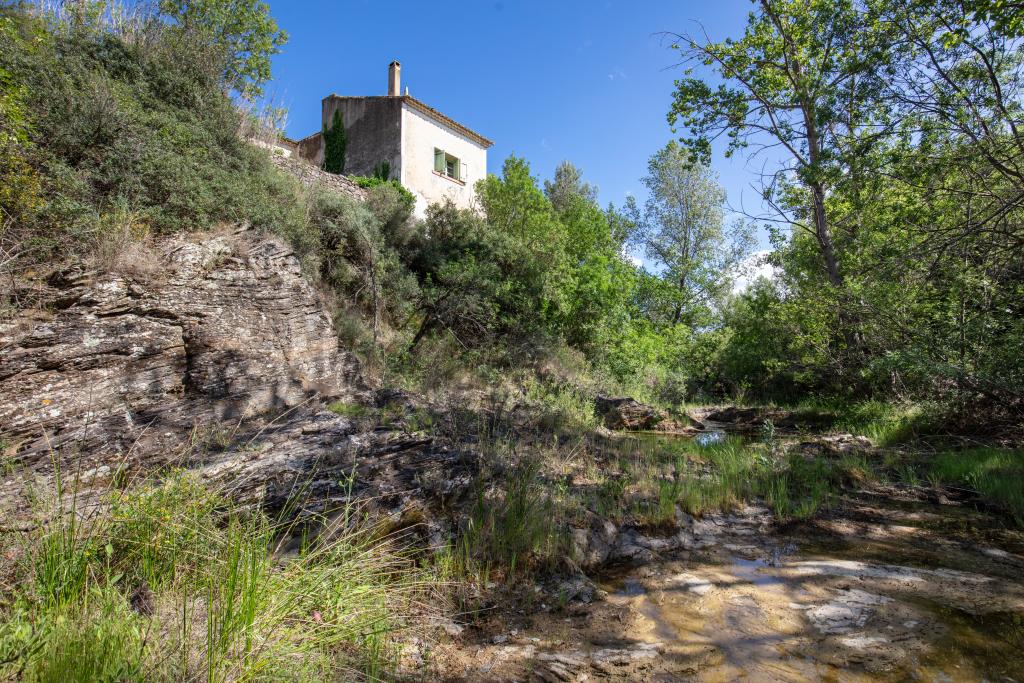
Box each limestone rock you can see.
[796,434,875,458]
[703,406,767,427]
[570,515,618,569]
[0,229,365,474]
[594,396,687,432]
[192,407,471,521]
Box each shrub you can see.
[0,4,306,268]
[454,458,567,579]
[322,108,346,173]
[0,470,435,680]
[352,175,416,208]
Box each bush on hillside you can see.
[352,174,415,208]
[0,5,305,266]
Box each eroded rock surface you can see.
[430,485,1024,681]
[0,228,364,472]
[796,433,875,457]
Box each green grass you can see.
[449,458,568,581]
[925,448,1024,525]
[0,470,436,681]
[597,424,1024,528]
[522,378,600,433]
[593,476,628,520]
[327,401,374,419]
[789,399,926,445]
[602,433,847,524]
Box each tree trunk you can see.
[408,314,435,353]
[810,182,844,288]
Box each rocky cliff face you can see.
[0,228,364,472]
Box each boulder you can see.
[570,514,618,569]
[704,406,762,425]
[796,434,875,458]
[595,396,685,432]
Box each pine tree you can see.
[323,109,347,174]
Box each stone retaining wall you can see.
[270,153,368,202]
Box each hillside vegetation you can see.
[1,0,1023,680]
[3,1,1022,427]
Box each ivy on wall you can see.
[323,109,347,174]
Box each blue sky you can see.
[265,0,774,248]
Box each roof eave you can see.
[320,94,494,149]
[401,96,494,149]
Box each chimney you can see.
[388,61,401,96]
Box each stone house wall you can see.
[400,103,487,216]
[321,96,404,179]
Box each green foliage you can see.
[352,174,415,207]
[0,3,305,267]
[476,156,570,343]
[322,108,347,174]
[107,472,225,588]
[455,458,566,578]
[372,159,391,181]
[543,160,596,213]
[522,377,599,432]
[157,0,288,100]
[297,184,418,362]
[404,201,504,352]
[926,448,1024,525]
[22,586,146,683]
[666,0,1024,420]
[714,276,833,400]
[555,193,635,354]
[625,142,750,327]
[0,16,38,224]
[327,400,373,418]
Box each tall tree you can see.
[881,0,1024,261]
[544,160,597,214]
[477,156,569,343]
[626,142,751,326]
[666,0,891,290]
[158,0,287,100]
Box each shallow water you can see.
[442,426,1024,681]
[591,425,1024,680]
[694,429,727,447]
[600,511,1024,681]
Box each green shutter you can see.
[434,149,444,173]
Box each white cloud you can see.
[731,250,778,293]
[621,245,644,269]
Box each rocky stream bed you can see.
[427,436,1024,682]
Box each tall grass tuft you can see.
[452,458,568,580]
[0,468,438,681]
[926,448,1024,526]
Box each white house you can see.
[296,62,493,217]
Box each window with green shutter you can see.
[433,148,463,181]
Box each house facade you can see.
[296,62,492,217]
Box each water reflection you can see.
[694,429,726,447]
